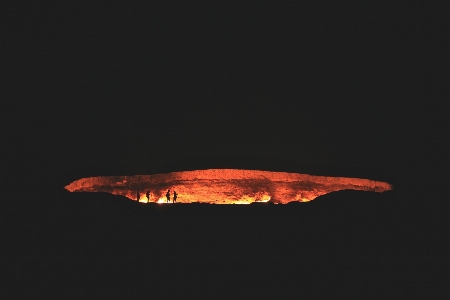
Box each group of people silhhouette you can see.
[136,189,178,203]
[166,189,178,203]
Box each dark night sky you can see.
[2,1,449,298]
[3,1,447,186]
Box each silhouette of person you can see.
[136,190,140,202]
[173,190,177,203]
[166,190,170,203]
[146,190,150,202]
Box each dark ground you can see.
[2,1,449,298]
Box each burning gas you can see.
[64,169,392,204]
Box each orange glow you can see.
[64,169,392,204]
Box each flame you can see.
[65,169,392,204]
[255,195,271,202]
[156,198,166,204]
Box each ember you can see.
[64,169,392,204]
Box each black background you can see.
[2,1,449,298]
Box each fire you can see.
[156,198,167,204]
[64,169,392,204]
[255,196,271,203]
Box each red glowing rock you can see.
[64,169,392,204]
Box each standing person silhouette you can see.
[166,190,170,203]
[173,190,178,203]
[146,190,150,202]
[136,190,140,202]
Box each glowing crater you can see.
[64,169,392,204]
